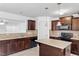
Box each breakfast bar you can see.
[36,39,72,56]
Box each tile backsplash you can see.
[50,30,79,38]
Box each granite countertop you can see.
[36,39,72,49]
[71,38,79,40]
[0,30,37,41]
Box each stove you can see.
[60,32,73,41]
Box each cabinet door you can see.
[0,45,7,56]
[7,40,18,55]
[0,41,7,56]
[71,40,79,55]
[72,19,78,30]
[28,20,36,30]
[16,39,24,51]
[17,38,31,51]
[51,20,58,30]
[24,38,31,49]
[71,44,78,53]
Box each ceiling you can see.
[0,3,79,18]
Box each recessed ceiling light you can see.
[0,22,5,25]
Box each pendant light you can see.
[45,7,48,26]
[56,3,62,26]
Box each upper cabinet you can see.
[72,17,79,31]
[51,20,59,30]
[28,20,36,30]
[51,16,79,31]
[60,16,72,25]
[60,16,72,30]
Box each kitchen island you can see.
[50,30,79,55]
[36,39,71,56]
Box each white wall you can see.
[37,16,51,40]
[0,11,39,34]
[0,22,26,34]
[6,22,26,33]
[0,11,27,21]
[0,11,27,33]
[0,25,6,34]
[0,11,59,34]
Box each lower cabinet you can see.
[0,45,7,56]
[71,40,79,55]
[71,44,78,53]
[0,41,7,56]
[7,40,18,55]
[50,36,79,55]
[39,43,71,56]
[0,38,31,56]
[17,38,31,51]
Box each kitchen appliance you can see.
[60,32,73,41]
[57,25,70,30]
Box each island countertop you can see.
[36,39,72,49]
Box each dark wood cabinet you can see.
[17,38,31,51]
[0,45,7,56]
[51,16,72,30]
[71,40,79,55]
[38,43,71,56]
[39,43,64,56]
[0,41,7,56]
[51,20,59,30]
[0,38,31,56]
[51,16,79,31]
[72,18,79,31]
[28,20,36,30]
[22,38,31,49]
[7,40,18,54]
[71,44,78,53]
[50,36,79,55]
[0,36,37,56]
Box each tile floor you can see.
[9,46,39,56]
[9,46,78,56]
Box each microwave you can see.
[57,25,70,30]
